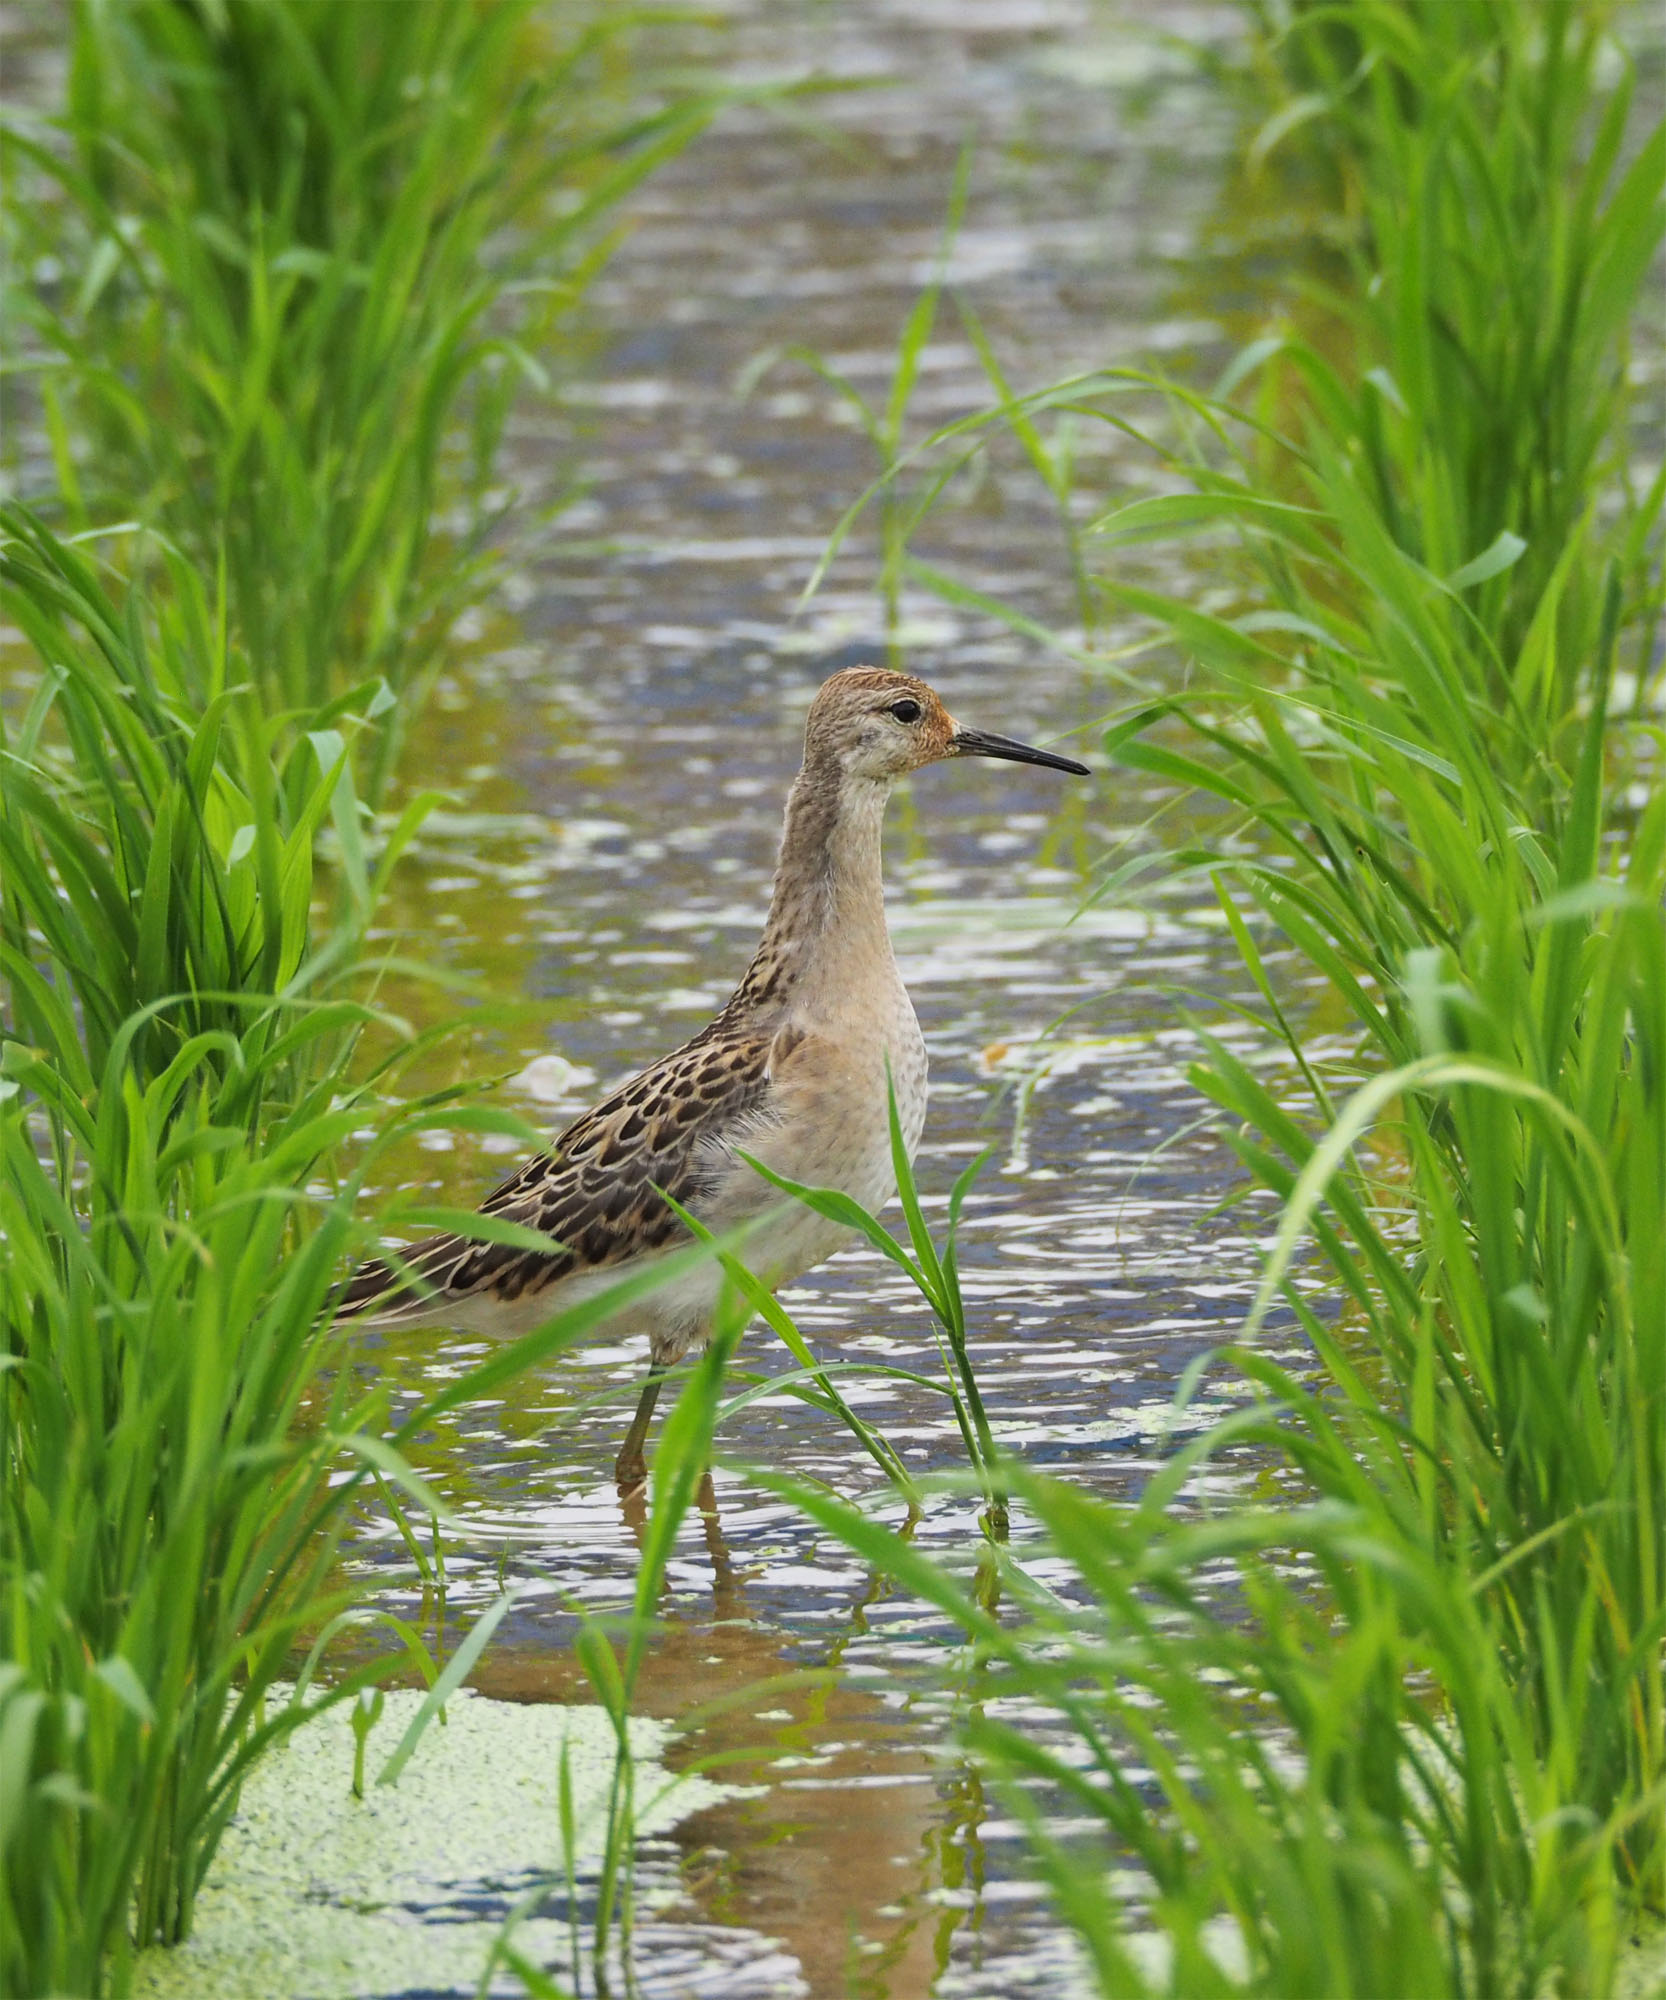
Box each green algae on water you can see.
[130,1690,738,1999]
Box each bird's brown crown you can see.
[801,666,957,779]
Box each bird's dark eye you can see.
[889,698,923,724]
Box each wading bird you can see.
[339,668,1089,1486]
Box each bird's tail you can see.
[332,1234,474,1329]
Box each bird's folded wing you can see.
[336,1029,780,1323]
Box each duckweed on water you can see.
[129,1690,743,2000]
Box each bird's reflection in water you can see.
[472,1471,991,1999]
[617,1470,739,1611]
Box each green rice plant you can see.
[1073,17,1666,1904]
[1241,0,1665,678]
[739,962,1661,1993]
[0,505,735,1995]
[747,1085,1009,1535]
[0,991,416,1995]
[763,7,1664,1988]
[1065,12,1661,1963]
[768,1424,1649,2000]
[806,6,1663,744]
[0,505,433,1114]
[0,1026,729,1997]
[742,148,974,666]
[0,500,422,1994]
[2,0,723,769]
[1110,563,1666,1903]
[1064,331,1662,1997]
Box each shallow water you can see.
[317,4,1344,1994]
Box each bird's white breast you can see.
[766,955,926,1235]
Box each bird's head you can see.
[802,666,1089,785]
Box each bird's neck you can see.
[734,753,895,1012]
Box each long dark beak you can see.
[951,725,1090,776]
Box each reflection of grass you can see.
[776,5,1665,1994]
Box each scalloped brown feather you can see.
[337,1021,780,1326]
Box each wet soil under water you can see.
[337,5,1324,1994]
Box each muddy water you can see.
[347,5,1314,1994]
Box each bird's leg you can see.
[614,1363,666,1490]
